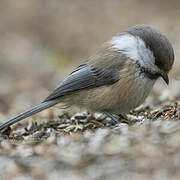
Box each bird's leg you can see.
[104,111,120,124]
[118,114,128,120]
[118,113,130,124]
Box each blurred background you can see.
[0,0,180,117]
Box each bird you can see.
[0,25,174,131]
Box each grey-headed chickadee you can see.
[0,25,174,130]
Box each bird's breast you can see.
[62,66,155,114]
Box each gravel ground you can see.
[0,1,180,180]
[0,100,180,180]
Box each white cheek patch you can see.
[110,34,155,67]
[110,34,139,60]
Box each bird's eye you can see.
[144,70,161,80]
[154,72,161,78]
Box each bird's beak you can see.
[160,72,169,85]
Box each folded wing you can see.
[44,49,125,102]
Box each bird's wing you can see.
[44,49,125,102]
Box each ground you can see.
[0,1,180,180]
[0,100,180,180]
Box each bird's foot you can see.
[118,114,131,124]
[104,111,120,124]
[104,111,131,125]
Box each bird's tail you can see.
[0,99,60,131]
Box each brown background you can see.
[0,1,180,180]
[0,0,179,115]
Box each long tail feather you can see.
[0,99,60,131]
